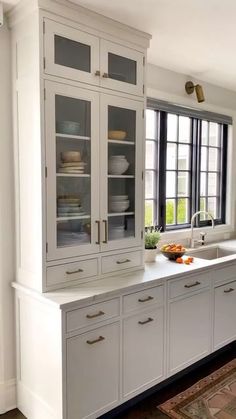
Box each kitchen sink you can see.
[186,246,236,260]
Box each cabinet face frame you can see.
[45,80,100,260]
[44,18,100,86]
[100,39,144,96]
[99,94,143,252]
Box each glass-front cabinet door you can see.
[100,94,143,251]
[44,19,100,86]
[100,40,144,96]
[45,81,100,260]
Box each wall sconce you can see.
[185,81,205,103]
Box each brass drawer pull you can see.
[66,268,84,275]
[138,317,154,325]
[103,220,108,244]
[224,287,234,293]
[116,259,131,265]
[86,336,105,345]
[86,310,105,319]
[184,281,201,288]
[138,296,154,303]
[95,70,101,76]
[95,220,100,244]
[102,72,109,78]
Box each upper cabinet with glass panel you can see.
[44,19,144,96]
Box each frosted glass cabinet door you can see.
[44,19,100,86]
[45,80,100,261]
[100,40,144,96]
[100,94,143,252]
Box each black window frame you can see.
[145,106,229,232]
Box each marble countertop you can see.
[12,240,236,310]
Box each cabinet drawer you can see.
[169,272,211,300]
[123,285,164,314]
[102,251,142,274]
[66,299,120,333]
[214,263,236,286]
[47,258,98,287]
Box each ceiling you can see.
[3,0,236,91]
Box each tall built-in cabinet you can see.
[10,0,150,292]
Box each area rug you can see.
[158,359,236,418]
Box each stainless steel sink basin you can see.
[186,246,236,260]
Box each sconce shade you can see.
[185,80,205,103]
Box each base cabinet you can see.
[67,323,120,419]
[168,289,211,375]
[214,280,236,350]
[123,307,164,397]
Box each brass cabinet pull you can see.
[95,70,101,76]
[66,268,84,275]
[102,72,109,78]
[184,281,201,289]
[116,259,131,265]
[224,287,234,293]
[103,220,108,243]
[95,220,100,244]
[86,310,105,319]
[138,296,154,303]
[86,336,105,345]
[138,317,154,325]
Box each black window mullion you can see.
[158,111,167,231]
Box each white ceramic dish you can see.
[110,200,130,212]
[108,157,129,175]
[61,151,81,162]
[56,121,80,135]
[110,195,128,201]
[108,130,127,140]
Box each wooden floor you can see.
[2,344,235,419]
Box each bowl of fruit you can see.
[160,243,186,260]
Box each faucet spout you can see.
[190,211,215,248]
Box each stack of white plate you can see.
[57,196,86,217]
[109,225,125,240]
[56,121,80,136]
[109,195,130,213]
[59,151,87,174]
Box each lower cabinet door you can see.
[123,307,164,397]
[214,280,236,350]
[67,323,119,419]
[168,289,211,376]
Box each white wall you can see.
[147,63,236,244]
[0,22,16,413]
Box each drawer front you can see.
[169,272,211,300]
[123,285,164,314]
[66,299,120,333]
[214,263,236,286]
[102,251,142,274]
[47,258,98,287]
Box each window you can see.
[145,104,229,231]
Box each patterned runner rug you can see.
[158,359,236,418]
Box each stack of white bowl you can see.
[109,195,130,213]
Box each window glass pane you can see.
[146,141,156,169]
[146,110,156,139]
[201,121,208,145]
[177,198,188,224]
[167,114,177,142]
[166,171,176,198]
[209,122,219,146]
[200,147,207,171]
[208,148,219,171]
[166,199,175,225]
[166,143,177,170]
[145,171,155,199]
[145,200,154,226]
[179,116,191,143]
[200,173,207,196]
[178,145,190,170]
[208,173,217,196]
[200,198,207,220]
[208,197,217,218]
[178,172,189,197]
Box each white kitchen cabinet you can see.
[168,288,211,376]
[214,280,236,350]
[44,19,144,96]
[67,322,120,419]
[123,307,164,398]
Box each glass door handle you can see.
[102,220,108,243]
[102,72,109,78]
[95,220,100,245]
[95,70,101,76]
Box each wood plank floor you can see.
[2,344,235,419]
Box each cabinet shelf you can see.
[56,173,90,178]
[56,133,91,141]
[57,215,90,221]
[108,175,135,179]
[108,212,134,217]
[108,139,135,145]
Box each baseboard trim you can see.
[0,378,16,414]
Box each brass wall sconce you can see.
[185,81,205,103]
